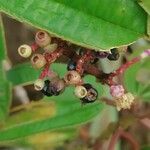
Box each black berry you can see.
[67,59,76,71]
[107,48,120,61]
[41,80,54,97]
[80,84,98,104]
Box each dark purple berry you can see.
[80,84,98,104]
[67,59,76,71]
[83,83,92,90]
[107,48,120,61]
[41,80,53,97]
[78,48,86,56]
[50,77,65,96]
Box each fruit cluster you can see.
[18,30,150,110]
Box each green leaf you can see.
[6,63,69,86]
[0,17,12,122]
[124,57,150,102]
[141,145,150,150]
[0,97,104,141]
[0,0,147,50]
[6,63,41,86]
[138,0,150,36]
[2,61,104,141]
[124,62,141,95]
[138,0,150,15]
[0,14,6,60]
[147,15,150,36]
[0,78,11,121]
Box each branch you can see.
[108,127,140,150]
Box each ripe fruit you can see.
[41,80,53,97]
[67,59,76,71]
[18,44,32,58]
[107,48,120,61]
[80,84,98,104]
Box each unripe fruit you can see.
[64,71,81,84]
[18,44,32,58]
[35,31,51,47]
[41,80,53,97]
[43,43,58,52]
[34,79,44,91]
[74,86,87,98]
[31,54,46,69]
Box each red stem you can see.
[108,127,122,150]
[108,127,140,150]
[121,130,139,150]
[31,42,39,52]
[112,57,140,77]
[76,50,94,75]
[39,63,50,79]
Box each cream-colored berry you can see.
[74,86,87,98]
[34,79,44,91]
[44,43,58,52]
[18,44,32,58]
[64,71,82,84]
[35,31,51,47]
[31,54,46,69]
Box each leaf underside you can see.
[0,0,147,50]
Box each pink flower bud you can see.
[110,85,125,98]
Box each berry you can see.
[31,54,46,69]
[107,48,120,61]
[41,80,53,96]
[80,84,98,104]
[34,79,45,91]
[18,44,32,58]
[67,59,76,71]
[50,77,65,96]
[35,31,51,47]
[74,85,87,98]
[78,48,86,56]
[64,71,82,85]
[44,43,58,52]
[83,83,92,90]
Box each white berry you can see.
[34,79,44,91]
[74,86,87,98]
[18,44,32,58]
